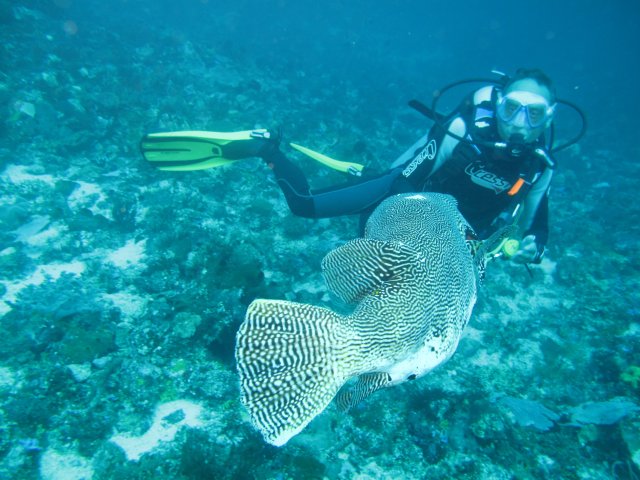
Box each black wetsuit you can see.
[264,86,553,259]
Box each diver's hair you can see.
[505,68,556,102]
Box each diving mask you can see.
[496,91,556,128]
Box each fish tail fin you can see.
[236,299,357,446]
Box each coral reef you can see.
[621,366,640,389]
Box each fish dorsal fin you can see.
[321,238,419,304]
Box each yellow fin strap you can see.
[289,143,364,176]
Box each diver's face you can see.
[496,79,555,144]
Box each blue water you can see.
[1,1,639,479]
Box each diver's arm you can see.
[429,117,468,177]
[512,177,551,264]
[524,192,549,247]
[400,116,468,188]
[521,193,549,264]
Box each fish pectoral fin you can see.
[322,238,419,303]
[336,372,392,412]
[472,224,521,280]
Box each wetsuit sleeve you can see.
[429,118,467,176]
[523,191,549,262]
[400,116,467,190]
[524,192,549,244]
[516,183,549,264]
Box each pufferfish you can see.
[235,192,507,446]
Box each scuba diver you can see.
[141,68,586,265]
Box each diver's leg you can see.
[260,134,407,219]
[308,169,402,218]
[261,147,316,217]
[263,145,404,219]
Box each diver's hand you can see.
[510,235,543,264]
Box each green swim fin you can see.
[289,143,364,176]
[141,129,269,171]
